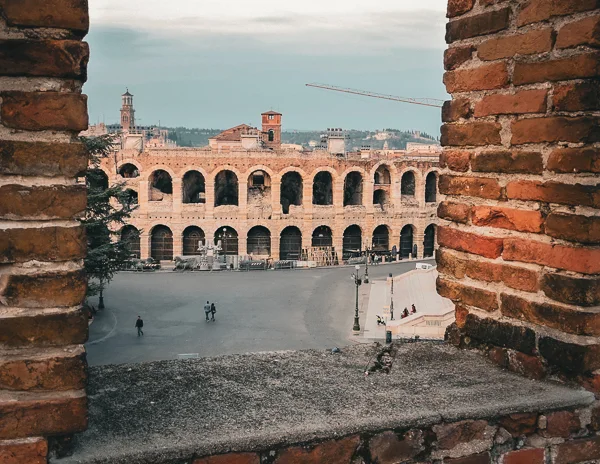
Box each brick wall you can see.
[439,0,600,392]
[0,1,89,462]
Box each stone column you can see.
[172,179,182,214]
[205,177,215,219]
[271,176,281,220]
[138,180,149,218]
[238,181,248,217]
[140,231,151,259]
[271,234,280,261]
[364,178,374,214]
[303,180,313,216]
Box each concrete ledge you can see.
[56,342,594,464]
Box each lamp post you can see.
[364,241,369,284]
[352,264,362,332]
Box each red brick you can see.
[437,278,499,311]
[513,52,600,85]
[506,180,600,208]
[518,0,600,27]
[0,437,47,464]
[445,452,490,464]
[488,346,508,367]
[437,248,468,280]
[446,8,511,42]
[442,99,472,122]
[456,305,469,328]
[0,40,89,79]
[440,150,471,172]
[507,351,546,380]
[0,140,87,177]
[0,308,88,348]
[503,237,600,275]
[0,270,86,308]
[433,420,489,449]
[511,116,600,144]
[437,249,502,283]
[478,28,552,61]
[0,91,88,132]
[439,175,504,200]
[444,62,509,93]
[479,0,509,4]
[438,201,471,224]
[555,436,600,464]
[471,205,543,233]
[545,411,580,438]
[471,150,543,174]
[275,435,359,464]
[539,337,600,376]
[369,430,424,464]
[441,123,502,147]
[544,212,600,244]
[464,313,537,354]
[0,392,87,439]
[438,226,504,259]
[444,46,474,71]
[0,184,86,220]
[503,448,544,464]
[541,273,600,307]
[580,373,600,396]
[448,0,476,18]
[475,89,547,117]
[547,147,600,174]
[194,453,260,464]
[553,81,600,112]
[556,14,600,49]
[501,266,539,293]
[0,347,86,391]
[498,413,538,437]
[0,0,89,32]
[0,226,86,264]
[501,293,600,337]
[592,404,600,431]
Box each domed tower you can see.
[261,111,282,149]
[120,89,135,132]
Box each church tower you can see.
[261,111,282,149]
[120,89,135,132]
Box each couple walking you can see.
[204,301,217,322]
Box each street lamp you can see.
[351,264,362,332]
[364,241,370,284]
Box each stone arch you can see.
[313,171,334,205]
[182,226,205,255]
[121,225,141,259]
[343,224,362,259]
[373,164,392,185]
[424,224,436,258]
[277,166,308,178]
[280,226,302,260]
[343,171,364,206]
[88,168,109,191]
[372,224,390,252]
[145,165,176,182]
[373,188,389,207]
[214,169,239,206]
[401,170,417,197]
[182,170,206,204]
[280,171,303,214]
[425,171,438,203]
[149,169,173,201]
[247,225,271,256]
[150,224,173,261]
[214,226,238,255]
[400,224,415,259]
[247,167,272,207]
[244,165,275,181]
[118,162,140,179]
[312,225,333,247]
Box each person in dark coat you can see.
[135,316,144,336]
[210,302,216,322]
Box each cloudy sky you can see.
[86,1,447,134]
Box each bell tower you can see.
[261,111,282,149]
[120,88,135,132]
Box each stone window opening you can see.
[374,166,391,185]
[183,170,206,204]
[342,224,362,260]
[122,188,138,206]
[312,225,333,247]
[248,170,271,206]
[425,172,437,203]
[182,226,205,255]
[401,171,416,198]
[151,225,173,261]
[121,225,141,259]
[88,168,109,191]
[214,226,239,255]
[247,226,271,256]
[118,163,140,178]
[280,226,302,260]
[400,224,414,259]
[150,169,173,201]
[214,170,239,206]
[423,224,435,258]
[343,172,363,206]
[372,225,390,252]
[312,171,333,205]
[268,129,274,142]
[280,171,303,214]
[373,189,388,209]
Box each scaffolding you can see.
[302,246,339,266]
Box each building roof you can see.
[261,110,282,116]
[210,124,255,142]
[122,88,133,97]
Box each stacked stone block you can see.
[439,0,600,392]
[0,0,89,461]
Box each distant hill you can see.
[165,127,438,150]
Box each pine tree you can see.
[80,134,138,309]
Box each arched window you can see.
[312,226,333,247]
[151,225,173,261]
[214,226,239,255]
[121,189,138,207]
[121,225,140,259]
[343,172,363,206]
[182,226,205,255]
[118,163,140,178]
[424,224,436,258]
[374,166,391,185]
[247,170,271,207]
[183,171,206,204]
[280,172,303,214]
[373,189,388,207]
[214,170,239,206]
[425,172,437,203]
[268,129,274,142]
[401,171,416,197]
[88,169,109,191]
[247,226,271,256]
[313,171,333,205]
[149,170,173,201]
[280,226,302,260]
[372,225,390,252]
[343,225,362,260]
[400,225,414,259]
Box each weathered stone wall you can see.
[0,0,90,461]
[439,0,600,392]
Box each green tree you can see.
[80,134,138,309]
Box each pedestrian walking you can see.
[204,301,211,322]
[135,316,144,336]
[210,302,216,322]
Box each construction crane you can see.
[305,83,444,108]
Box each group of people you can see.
[204,301,217,322]
[376,304,417,326]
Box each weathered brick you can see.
[437,278,499,311]
[0,91,88,132]
[275,435,359,464]
[471,205,543,233]
[437,248,501,283]
[444,46,474,71]
[433,420,489,449]
[0,308,88,348]
[545,212,600,244]
[369,430,424,464]
[507,351,546,380]
[438,201,471,224]
[446,453,491,464]
[471,150,543,174]
[542,273,600,307]
[441,123,502,147]
[556,14,600,49]
[545,411,580,438]
[478,28,552,61]
[0,40,89,79]
[0,437,47,464]
[439,175,504,200]
[580,373,600,396]
[479,0,509,5]
[0,184,86,220]
[592,404,600,431]
[444,62,509,93]
[442,99,472,122]
[0,226,86,264]
[464,313,536,354]
[511,117,600,144]
[0,347,86,391]
[518,0,600,27]
[194,453,260,464]
[474,90,547,117]
[464,258,502,283]
[539,337,600,375]
[553,81,600,112]
[446,7,511,42]
[0,392,87,439]
[0,141,88,177]
[448,0,476,18]
[498,413,538,437]
[437,248,468,279]
[0,0,89,32]
[0,270,86,309]
[503,448,544,464]
[438,226,504,259]
[456,305,469,328]
[513,52,600,85]
[547,147,600,174]
[440,150,471,172]
[487,346,508,367]
[555,436,600,464]
[503,238,600,275]
[506,180,600,209]
[501,266,539,293]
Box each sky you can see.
[85,1,448,135]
